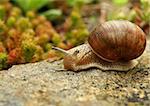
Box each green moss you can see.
[10,7,22,18]
[44,43,52,52]
[0,5,6,20]
[65,8,89,46]
[21,41,36,62]
[16,17,32,31]
[0,53,7,70]
[26,11,36,19]
[0,20,7,40]
[51,33,62,45]
[6,16,16,28]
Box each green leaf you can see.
[112,0,128,6]
[66,0,92,7]
[13,0,49,12]
[41,9,62,21]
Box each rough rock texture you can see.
[0,40,150,106]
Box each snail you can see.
[53,20,146,71]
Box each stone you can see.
[0,40,150,106]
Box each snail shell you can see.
[53,20,146,71]
[88,20,146,62]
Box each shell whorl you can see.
[88,20,146,62]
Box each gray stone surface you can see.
[0,40,150,106]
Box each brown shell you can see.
[88,20,146,62]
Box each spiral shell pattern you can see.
[88,20,146,62]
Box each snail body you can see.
[53,20,146,71]
[63,44,138,71]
